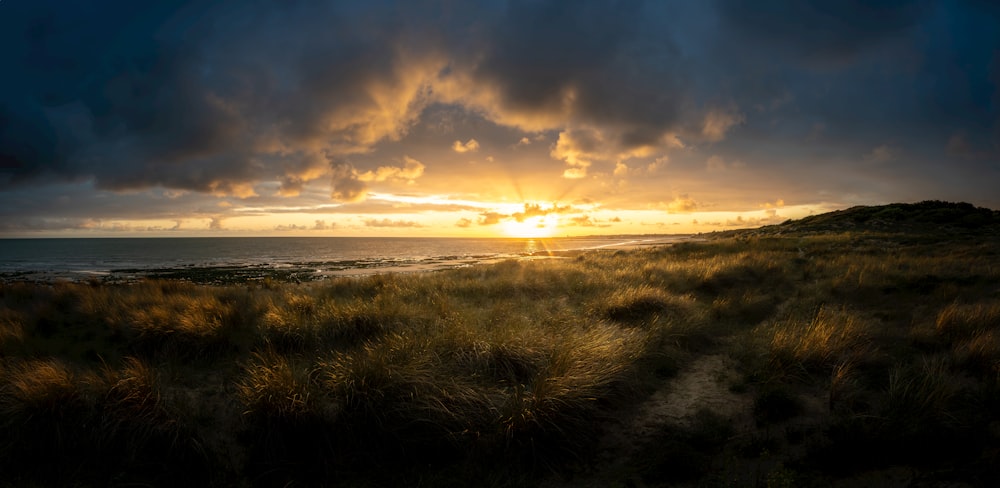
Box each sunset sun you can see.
[501,215,558,238]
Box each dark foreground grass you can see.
[2,227,1000,486]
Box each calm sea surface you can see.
[0,236,684,282]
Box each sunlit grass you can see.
[0,358,86,419]
[763,306,874,375]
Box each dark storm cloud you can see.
[698,0,1000,207]
[0,2,246,188]
[0,0,707,197]
[458,0,708,153]
[0,0,440,195]
[711,0,1000,143]
[715,0,930,64]
[1,0,998,223]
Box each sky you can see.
[1,0,998,238]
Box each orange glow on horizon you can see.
[501,215,558,238]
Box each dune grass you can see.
[2,230,999,485]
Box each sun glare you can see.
[502,216,558,238]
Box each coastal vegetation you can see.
[1,201,999,486]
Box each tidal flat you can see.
[2,205,1000,487]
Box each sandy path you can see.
[602,354,748,457]
[543,353,749,487]
[635,354,744,428]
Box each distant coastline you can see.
[0,235,693,284]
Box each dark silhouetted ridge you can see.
[736,201,1000,237]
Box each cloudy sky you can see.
[1,0,998,237]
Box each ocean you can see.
[0,236,686,283]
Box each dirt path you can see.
[604,353,748,456]
[543,352,750,487]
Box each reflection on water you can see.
[0,235,691,283]
[522,239,556,256]
[524,239,538,255]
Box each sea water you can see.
[0,236,685,282]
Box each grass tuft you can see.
[936,301,1000,341]
[0,358,88,419]
[237,350,317,421]
[764,306,873,375]
[599,285,682,325]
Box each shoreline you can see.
[0,235,698,285]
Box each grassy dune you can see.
[2,203,1000,486]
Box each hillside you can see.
[733,201,1000,237]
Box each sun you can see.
[501,215,558,238]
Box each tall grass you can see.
[935,301,1000,376]
[763,306,874,375]
[237,350,315,420]
[0,356,207,484]
[0,358,88,421]
[2,230,999,485]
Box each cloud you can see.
[313,219,332,230]
[330,163,368,202]
[452,0,696,149]
[724,216,747,227]
[550,126,683,179]
[363,218,422,228]
[864,144,895,164]
[551,129,603,178]
[278,152,329,197]
[329,156,424,204]
[472,203,577,226]
[511,203,573,222]
[723,211,786,228]
[209,182,258,199]
[702,107,745,142]
[357,156,426,183]
[452,139,480,153]
[0,1,441,197]
[274,223,308,231]
[715,0,929,64]
[706,155,745,172]
[569,215,595,226]
[2,0,1000,229]
[663,195,699,213]
[946,132,994,160]
[478,212,505,226]
[209,217,225,231]
[0,217,103,232]
[455,217,472,228]
[647,156,668,173]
